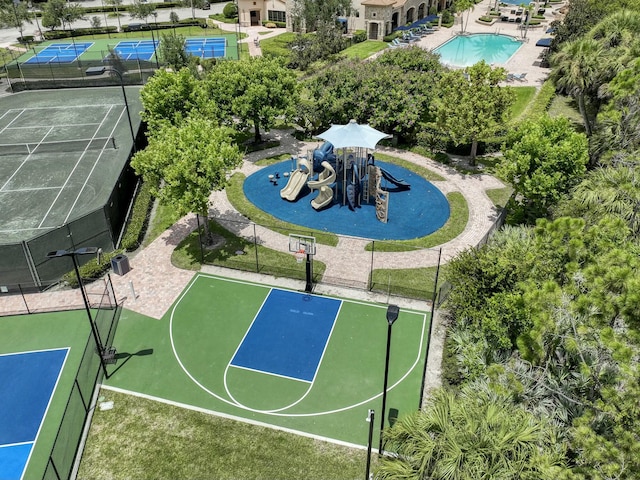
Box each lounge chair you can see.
[512,72,527,81]
[506,73,516,82]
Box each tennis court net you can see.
[0,137,116,156]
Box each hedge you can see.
[62,249,124,288]
[120,180,154,252]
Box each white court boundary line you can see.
[170,273,428,418]
[101,385,371,452]
[0,347,70,480]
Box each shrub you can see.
[62,249,124,288]
[222,2,237,18]
[265,22,277,28]
[441,10,454,24]
[478,15,493,22]
[120,180,154,251]
[352,29,367,43]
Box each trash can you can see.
[111,254,130,276]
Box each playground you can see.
[243,121,450,240]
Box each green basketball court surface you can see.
[104,273,431,448]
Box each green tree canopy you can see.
[205,57,298,143]
[430,61,514,163]
[130,117,242,220]
[140,68,216,133]
[499,115,588,221]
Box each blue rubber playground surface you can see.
[230,289,341,382]
[185,38,226,58]
[111,40,158,61]
[24,42,93,64]
[0,348,68,480]
[244,160,450,240]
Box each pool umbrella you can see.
[316,120,391,150]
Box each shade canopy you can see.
[316,120,391,150]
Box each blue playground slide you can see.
[379,167,410,191]
[312,142,336,172]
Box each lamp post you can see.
[47,248,109,377]
[365,409,375,480]
[379,304,399,454]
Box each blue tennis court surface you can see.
[185,38,226,58]
[24,42,92,64]
[111,40,158,61]
[231,289,341,382]
[0,348,68,480]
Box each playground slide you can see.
[311,186,333,210]
[280,160,311,201]
[307,161,336,191]
[379,168,411,190]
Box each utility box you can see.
[111,254,130,276]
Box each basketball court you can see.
[104,273,431,448]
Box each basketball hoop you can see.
[294,249,305,263]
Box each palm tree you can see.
[454,0,474,33]
[550,38,608,137]
[376,388,568,480]
[571,166,640,234]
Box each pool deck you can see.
[374,0,560,87]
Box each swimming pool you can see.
[433,33,523,67]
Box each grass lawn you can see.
[338,40,387,60]
[486,186,513,209]
[371,265,441,300]
[548,94,584,132]
[143,201,182,247]
[79,388,371,480]
[509,86,537,121]
[171,219,326,281]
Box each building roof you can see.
[361,0,398,6]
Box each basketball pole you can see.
[305,252,312,292]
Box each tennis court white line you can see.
[7,122,103,129]
[5,104,116,111]
[0,126,53,192]
[0,108,26,135]
[2,186,62,193]
[0,441,33,449]
[62,105,119,225]
[37,109,112,229]
[0,226,56,233]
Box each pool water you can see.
[433,33,523,67]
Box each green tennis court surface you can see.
[105,274,431,447]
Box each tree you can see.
[550,38,607,137]
[129,0,156,24]
[130,117,242,241]
[430,62,514,164]
[454,0,474,33]
[158,30,190,70]
[140,68,217,132]
[0,0,32,41]
[499,115,589,222]
[377,387,568,480]
[288,0,352,68]
[104,0,123,31]
[205,57,298,143]
[41,0,84,30]
[90,15,101,29]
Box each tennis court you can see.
[104,274,431,448]
[0,89,141,247]
[185,38,226,58]
[0,349,68,480]
[24,42,93,64]
[110,40,159,61]
[0,311,94,479]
